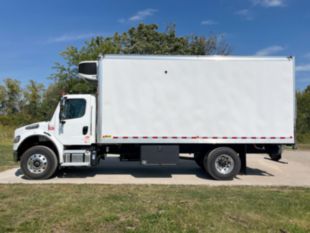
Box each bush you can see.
[0,124,14,145]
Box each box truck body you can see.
[13,55,295,180]
[97,55,295,144]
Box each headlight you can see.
[13,135,20,143]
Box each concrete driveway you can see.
[0,150,309,186]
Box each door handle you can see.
[82,126,88,135]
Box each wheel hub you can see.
[27,154,48,174]
[215,154,234,175]
[33,160,41,167]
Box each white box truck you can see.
[13,55,295,180]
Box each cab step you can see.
[61,150,91,167]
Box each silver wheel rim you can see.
[27,154,48,174]
[215,154,234,175]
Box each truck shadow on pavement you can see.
[15,158,274,180]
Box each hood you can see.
[14,121,49,136]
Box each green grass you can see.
[297,133,310,145]
[0,143,17,172]
[0,125,17,171]
[297,144,310,150]
[0,125,14,145]
[0,185,309,233]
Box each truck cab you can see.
[13,94,96,179]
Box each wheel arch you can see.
[16,135,60,162]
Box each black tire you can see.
[204,147,241,180]
[269,153,282,161]
[268,145,282,161]
[20,145,58,179]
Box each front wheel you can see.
[204,147,241,180]
[20,146,58,179]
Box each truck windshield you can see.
[63,99,86,119]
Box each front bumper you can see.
[13,150,18,162]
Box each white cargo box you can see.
[97,55,295,144]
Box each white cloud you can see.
[129,9,157,21]
[201,20,218,26]
[48,33,97,43]
[252,0,285,7]
[255,45,285,56]
[296,64,310,72]
[235,9,253,20]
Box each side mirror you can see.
[59,97,67,124]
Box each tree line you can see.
[0,24,309,142]
[296,87,310,142]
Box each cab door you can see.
[54,96,94,145]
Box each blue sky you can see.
[0,0,309,89]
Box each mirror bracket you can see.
[59,97,67,124]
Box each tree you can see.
[1,78,22,115]
[0,85,6,114]
[39,83,65,120]
[23,80,44,120]
[296,87,310,142]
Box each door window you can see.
[63,99,86,119]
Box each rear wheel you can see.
[20,146,58,179]
[268,145,282,161]
[204,147,241,180]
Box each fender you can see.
[13,126,64,163]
